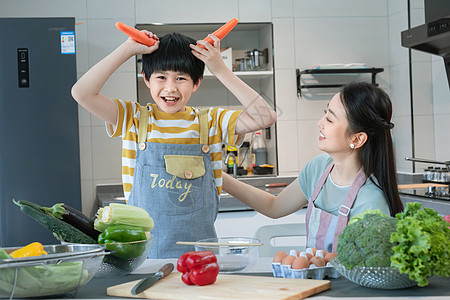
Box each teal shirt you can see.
[298,154,390,220]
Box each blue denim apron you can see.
[128,107,218,258]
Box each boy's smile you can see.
[145,70,201,113]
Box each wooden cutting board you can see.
[398,183,448,189]
[107,273,330,299]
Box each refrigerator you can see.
[0,18,81,247]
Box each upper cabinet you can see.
[135,22,279,176]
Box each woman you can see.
[223,82,403,253]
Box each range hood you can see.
[401,16,450,87]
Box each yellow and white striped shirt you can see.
[107,100,243,200]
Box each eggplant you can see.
[41,203,101,241]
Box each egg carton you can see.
[271,262,339,279]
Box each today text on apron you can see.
[305,163,367,253]
[128,106,218,258]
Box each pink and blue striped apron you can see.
[305,163,367,253]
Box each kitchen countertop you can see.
[59,257,449,300]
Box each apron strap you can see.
[138,106,149,143]
[332,167,367,252]
[305,163,334,240]
[198,109,209,145]
[311,163,334,203]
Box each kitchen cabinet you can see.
[134,22,278,175]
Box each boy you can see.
[71,30,276,258]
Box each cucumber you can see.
[17,203,96,244]
[0,247,11,259]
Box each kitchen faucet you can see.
[225,152,237,178]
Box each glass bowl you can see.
[95,235,154,278]
[194,237,260,273]
[0,244,106,298]
[330,257,417,289]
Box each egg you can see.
[291,256,309,269]
[281,255,296,266]
[305,253,313,261]
[309,256,326,267]
[272,251,288,263]
[321,249,328,256]
[324,252,337,263]
[311,248,317,256]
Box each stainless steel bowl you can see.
[0,244,106,298]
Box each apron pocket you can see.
[164,155,206,179]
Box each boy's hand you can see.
[124,30,159,55]
[190,34,226,75]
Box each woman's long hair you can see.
[340,82,403,216]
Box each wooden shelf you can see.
[296,67,384,97]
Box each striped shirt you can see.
[107,100,243,200]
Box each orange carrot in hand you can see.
[116,22,157,47]
[198,18,239,49]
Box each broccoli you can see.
[336,213,397,269]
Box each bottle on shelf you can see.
[251,132,267,167]
[226,145,238,174]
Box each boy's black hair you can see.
[141,32,205,84]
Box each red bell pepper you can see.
[177,251,219,286]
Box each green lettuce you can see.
[390,202,450,287]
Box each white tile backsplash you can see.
[294,17,389,70]
[412,62,433,116]
[414,115,436,161]
[293,0,387,17]
[271,0,294,18]
[392,115,413,173]
[87,0,135,19]
[273,18,295,70]
[80,180,95,216]
[79,126,93,181]
[86,18,136,71]
[74,20,89,74]
[297,120,323,171]
[274,69,297,121]
[434,114,450,161]
[277,121,299,172]
[238,0,271,22]
[91,126,123,180]
[135,0,239,24]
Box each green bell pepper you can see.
[97,224,147,258]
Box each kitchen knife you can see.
[131,263,174,295]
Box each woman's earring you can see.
[350,143,355,149]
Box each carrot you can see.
[198,18,239,49]
[116,22,157,47]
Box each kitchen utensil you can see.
[131,263,174,295]
[245,48,268,70]
[330,257,417,289]
[0,244,106,298]
[107,273,331,299]
[235,57,251,71]
[193,237,260,273]
[95,235,154,278]
[176,241,263,246]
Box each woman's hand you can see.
[190,34,226,75]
